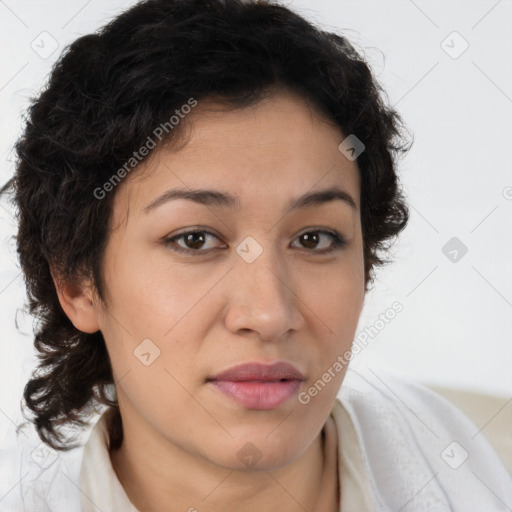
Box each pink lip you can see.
[208,362,305,410]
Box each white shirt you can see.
[2,369,511,511]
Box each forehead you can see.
[115,91,360,219]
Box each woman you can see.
[1,0,510,510]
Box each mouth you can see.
[207,361,305,410]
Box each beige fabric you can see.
[428,386,512,477]
[79,399,372,511]
[80,408,138,512]
[332,400,376,511]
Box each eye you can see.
[164,230,226,255]
[163,228,347,256]
[291,229,347,254]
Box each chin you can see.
[205,434,307,473]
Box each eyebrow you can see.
[143,186,357,213]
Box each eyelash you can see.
[163,228,347,256]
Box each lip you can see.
[207,362,305,410]
[209,361,305,382]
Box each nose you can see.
[223,244,305,341]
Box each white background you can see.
[1,0,511,452]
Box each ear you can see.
[51,272,101,334]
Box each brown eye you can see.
[164,230,226,255]
[182,232,207,250]
[292,230,346,253]
[300,232,320,249]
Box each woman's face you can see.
[92,91,365,470]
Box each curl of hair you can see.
[1,0,410,451]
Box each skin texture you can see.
[55,91,366,511]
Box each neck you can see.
[109,408,339,512]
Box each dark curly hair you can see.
[0,0,410,451]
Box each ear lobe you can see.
[52,273,101,334]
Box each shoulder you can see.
[0,417,88,512]
[334,368,512,512]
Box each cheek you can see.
[98,253,225,398]
[312,274,363,329]
[295,249,365,385]
[101,240,208,336]
[298,251,364,335]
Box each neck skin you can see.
[109,405,339,512]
